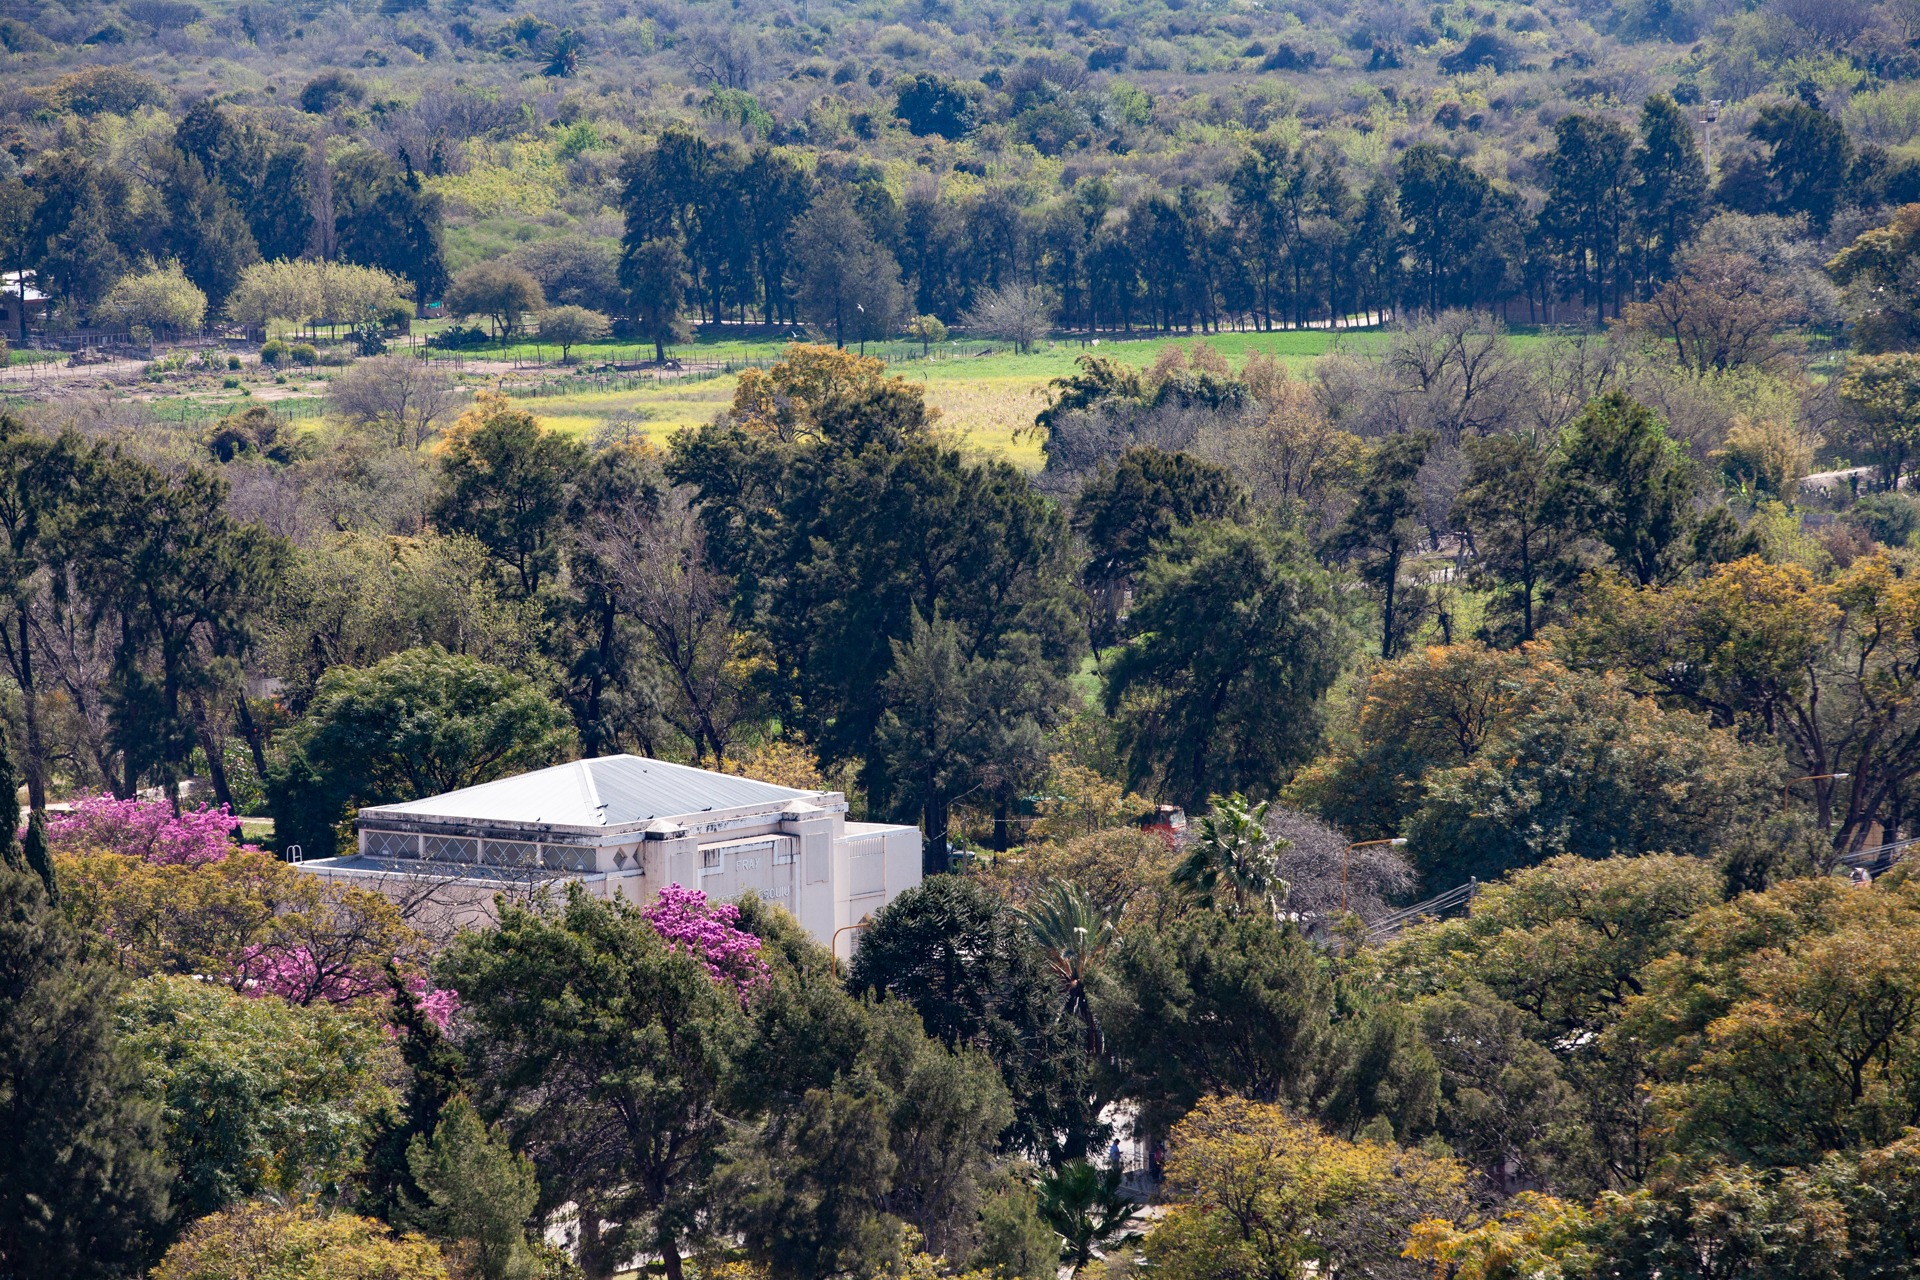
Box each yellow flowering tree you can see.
[1145,1095,1472,1280]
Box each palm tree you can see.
[1173,793,1291,917]
[1037,1159,1140,1275]
[1016,881,1120,1056]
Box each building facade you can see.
[292,754,922,953]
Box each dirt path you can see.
[0,356,146,390]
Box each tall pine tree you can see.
[0,869,172,1277]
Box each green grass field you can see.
[510,327,1401,466]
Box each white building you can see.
[293,754,922,952]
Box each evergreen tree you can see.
[1453,432,1572,642]
[788,189,905,347]
[362,965,470,1223]
[0,870,172,1278]
[1397,145,1505,314]
[154,146,260,314]
[1105,521,1352,808]
[433,393,587,598]
[1723,100,1855,233]
[1631,94,1709,292]
[405,1098,540,1280]
[334,149,446,306]
[621,236,692,362]
[1546,392,1701,587]
[1325,431,1434,659]
[1539,114,1635,323]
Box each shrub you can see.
[261,338,289,367]
[96,262,208,335]
[290,343,319,366]
[1851,490,1920,547]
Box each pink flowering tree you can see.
[45,793,247,866]
[643,883,771,995]
[238,944,460,1031]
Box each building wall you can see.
[301,797,922,951]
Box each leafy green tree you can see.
[117,975,397,1225]
[729,1001,1014,1275]
[1547,391,1703,587]
[1839,352,1920,488]
[440,887,747,1280]
[1173,793,1288,917]
[0,870,171,1278]
[433,392,587,598]
[363,966,470,1223]
[725,1076,900,1280]
[1325,431,1431,659]
[968,1172,1058,1280]
[617,245,689,362]
[1073,446,1243,651]
[1389,854,1726,1187]
[1828,202,1920,354]
[0,417,89,813]
[906,313,948,355]
[154,145,261,314]
[789,189,905,348]
[25,153,138,308]
[333,149,447,307]
[670,358,1080,841]
[1566,555,1920,854]
[850,875,1104,1165]
[894,73,976,139]
[1453,431,1570,642]
[1397,144,1511,313]
[725,898,1019,1276]
[95,260,208,334]
[444,261,545,341]
[1403,668,1775,884]
[1036,1160,1139,1275]
[1146,1095,1471,1280]
[1620,875,1920,1169]
[1099,909,1335,1136]
[875,609,1066,861]
[1413,984,1597,1194]
[173,100,313,264]
[536,304,609,362]
[1105,521,1351,809]
[404,1097,541,1280]
[268,645,577,858]
[1745,99,1854,233]
[60,451,286,806]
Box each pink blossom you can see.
[409,974,462,1033]
[235,945,459,1031]
[643,883,770,996]
[237,943,383,1005]
[45,794,247,866]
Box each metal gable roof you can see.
[360,755,815,829]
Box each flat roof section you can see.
[360,755,820,829]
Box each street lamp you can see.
[1344,837,1408,913]
[1782,772,1850,816]
[829,915,872,979]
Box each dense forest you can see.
[15,0,1920,1276]
[4,0,1920,336]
